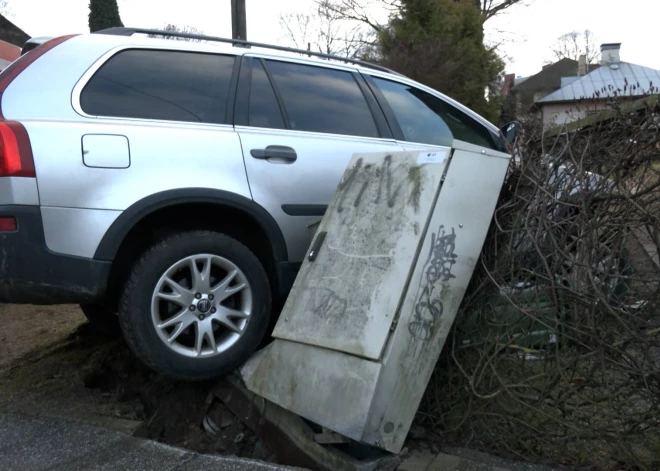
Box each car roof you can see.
[91,27,398,77]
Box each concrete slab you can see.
[426,453,463,471]
[397,450,435,470]
[175,454,293,471]
[212,376,396,471]
[0,413,297,471]
[442,448,561,471]
[396,449,564,471]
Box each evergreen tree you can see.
[374,0,504,121]
[89,0,123,33]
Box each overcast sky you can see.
[7,0,660,77]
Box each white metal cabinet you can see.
[270,147,451,360]
[242,142,511,453]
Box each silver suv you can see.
[0,28,511,380]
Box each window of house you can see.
[248,60,285,129]
[265,60,379,138]
[80,49,235,124]
[372,77,495,149]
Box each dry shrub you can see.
[418,98,660,470]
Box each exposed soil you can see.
[0,303,275,463]
[0,304,86,372]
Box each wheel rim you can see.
[151,254,252,358]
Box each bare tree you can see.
[318,0,391,33]
[0,0,12,17]
[280,0,532,60]
[163,24,204,36]
[279,1,374,58]
[150,24,205,42]
[320,0,532,32]
[472,0,534,20]
[550,29,599,63]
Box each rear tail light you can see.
[0,36,76,178]
[0,217,17,232]
[0,121,35,177]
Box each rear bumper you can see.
[0,205,111,304]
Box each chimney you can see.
[578,54,587,75]
[601,43,621,65]
[501,73,515,96]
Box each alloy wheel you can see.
[150,254,252,358]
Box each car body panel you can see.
[22,119,250,211]
[0,177,39,206]
[237,126,404,261]
[40,206,122,258]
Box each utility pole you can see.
[231,0,247,40]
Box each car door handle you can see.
[250,145,297,162]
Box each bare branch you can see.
[318,0,390,32]
[550,29,600,64]
[279,1,376,58]
[150,24,205,42]
[0,0,12,17]
[477,0,535,20]
[418,98,660,469]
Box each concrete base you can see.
[213,375,399,471]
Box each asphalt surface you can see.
[0,413,298,471]
[1,412,567,471]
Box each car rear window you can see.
[80,49,235,124]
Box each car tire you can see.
[118,230,271,381]
[80,303,121,336]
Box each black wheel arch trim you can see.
[94,188,289,263]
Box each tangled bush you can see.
[418,97,660,470]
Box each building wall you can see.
[0,40,19,62]
[541,100,607,128]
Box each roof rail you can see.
[94,27,402,76]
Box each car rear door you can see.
[235,57,405,262]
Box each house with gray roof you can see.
[500,57,599,124]
[536,43,660,127]
[513,58,595,108]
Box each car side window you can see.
[372,77,495,149]
[80,49,235,124]
[265,60,379,138]
[249,60,285,129]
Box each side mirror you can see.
[500,121,522,145]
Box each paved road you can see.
[1,412,566,471]
[0,413,297,471]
